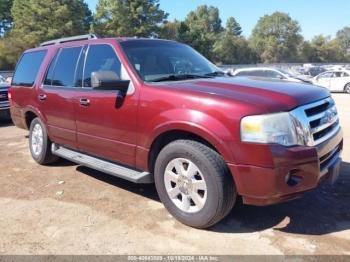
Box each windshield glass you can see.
[119,40,221,82]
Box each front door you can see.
[39,46,84,149]
[315,72,332,89]
[75,44,138,167]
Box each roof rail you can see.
[40,34,100,47]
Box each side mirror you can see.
[91,71,130,91]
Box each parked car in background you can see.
[0,82,11,120]
[232,67,312,83]
[5,76,12,84]
[0,75,7,83]
[312,70,350,93]
[9,35,343,228]
[304,66,326,77]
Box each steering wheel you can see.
[174,60,193,75]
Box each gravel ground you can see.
[0,94,349,255]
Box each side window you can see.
[266,70,282,79]
[48,46,83,87]
[12,50,47,87]
[253,70,266,77]
[83,44,123,88]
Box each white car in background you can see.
[312,70,350,93]
[232,67,311,83]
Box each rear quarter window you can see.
[12,50,47,87]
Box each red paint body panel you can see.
[10,37,343,206]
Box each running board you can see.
[51,144,153,183]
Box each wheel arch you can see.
[147,124,235,175]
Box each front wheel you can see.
[154,140,236,228]
[29,117,58,165]
[344,83,350,94]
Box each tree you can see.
[226,17,242,36]
[308,35,347,62]
[93,0,168,37]
[0,0,92,70]
[250,12,302,63]
[336,27,350,53]
[0,0,13,36]
[11,0,92,46]
[159,19,189,42]
[182,5,223,60]
[213,17,255,64]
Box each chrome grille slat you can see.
[290,97,339,146]
[311,117,338,133]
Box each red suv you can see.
[9,34,343,228]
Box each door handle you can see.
[80,98,90,106]
[38,94,47,101]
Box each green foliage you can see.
[213,17,255,64]
[250,12,302,63]
[336,27,350,52]
[0,0,13,35]
[303,35,347,63]
[0,1,349,70]
[11,0,92,46]
[0,0,92,70]
[182,5,223,61]
[93,0,168,37]
[226,17,242,36]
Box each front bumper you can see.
[228,128,343,206]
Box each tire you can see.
[344,83,350,94]
[29,117,58,165]
[154,140,236,228]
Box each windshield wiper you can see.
[204,71,226,77]
[150,74,212,82]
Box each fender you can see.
[141,108,237,165]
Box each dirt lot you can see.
[0,94,349,255]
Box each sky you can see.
[86,0,350,40]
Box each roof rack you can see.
[40,34,100,47]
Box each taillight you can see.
[8,88,13,106]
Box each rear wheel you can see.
[29,117,58,165]
[154,140,236,228]
[344,83,350,94]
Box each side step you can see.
[51,144,153,183]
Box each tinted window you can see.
[47,46,82,87]
[12,50,47,87]
[237,70,266,77]
[83,44,122,88]
[266,70,283,79]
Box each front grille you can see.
[0,91,8,102]
[291,97,340,146]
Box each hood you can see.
[156,76,330,113]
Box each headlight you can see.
[241,112,303,146]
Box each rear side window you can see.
[45,46,83,87]
[12,50,47,87]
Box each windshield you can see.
[119,40,222,82]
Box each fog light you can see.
[285,170,303,187]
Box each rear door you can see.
[39,45,84,149]
[75,43,138,167]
